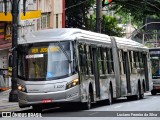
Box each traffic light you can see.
[102,0,112,7]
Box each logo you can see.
[2,112,11,117]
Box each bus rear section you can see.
[150,48,160,95]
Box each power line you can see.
[145,1,160,11]
[65,0,89,10]
[127,22,160,39]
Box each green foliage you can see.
[111,0,160,27]
[65,0,94,28]
[104,16,124,37]
[66,0,124,37]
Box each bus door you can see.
[124,52,131,93]
[92,47,100,98]
[143,53,149,91]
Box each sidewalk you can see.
[0,90,31,112]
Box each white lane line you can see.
[88,112,99,116]
[114,105,122,109]
[134,101,140,104]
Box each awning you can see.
[0,43,12,50]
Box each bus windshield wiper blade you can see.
[57,41,72,63]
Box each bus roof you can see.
[149,47,160,51]
[18,28,147,50]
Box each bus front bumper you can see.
[18,86,81,107]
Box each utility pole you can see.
[8,0,19,102]
[3,0,40,102]
[96,0,101,32]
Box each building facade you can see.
[37,0,65,30]
[0,0,65,89]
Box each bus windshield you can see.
[17,41,72,81]
[151,56,160,79]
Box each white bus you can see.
[16,28,152,111]
[149,48,160,95]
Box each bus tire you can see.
[151,90,157,95]
[135,84,141,100]
[127,96,134,101]
[107,85,113,105]
[83,93,91,110]
[32,105,42,112]
[140,85,144,99]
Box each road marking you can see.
[88,112,99,116]
[114,105,121,108]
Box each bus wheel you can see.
[140,86,144,99]
[32,105,42,112]
[127,96,134,101]
[107,85,113,105]
[151,90,157,95]
[83,93,91,110]
[135,84,141,100]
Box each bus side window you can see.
[110,48,114,73]
[122,50,126,74]
[119,49,124,75]
[85,45,90,75]
[139,52,143,68]
[133,51,137,68]
[106,48,110,74]
[103,48,108,74]
[129,51,133,73]
[106,48,113,74]
[97,48,101,75]
[101,47,106,74]
[89,46,94,75]
[78,44,86,72]
[136,52,140,68]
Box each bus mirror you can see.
[9,55,13,67]
[80,53,86,66]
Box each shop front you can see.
[0,22,12,90]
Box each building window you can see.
[37,13,51,30]
[56,14,58,28]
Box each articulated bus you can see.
[149,48,160,95]
[16,28,152,111]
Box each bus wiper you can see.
[57,41,72,63]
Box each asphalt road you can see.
[1,92,160,120]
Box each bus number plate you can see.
[42,99,52,103]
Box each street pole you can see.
[96,0,101,32]
[9,0,19,102]
[90,15,92,31]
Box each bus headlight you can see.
[66,79,79,89]
[17,84,26,92]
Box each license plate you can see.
[42,99,52,103]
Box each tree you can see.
[66,0,124,37]
[104,16,124,37]
[111,0,160,27]
[65,0,94,29]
